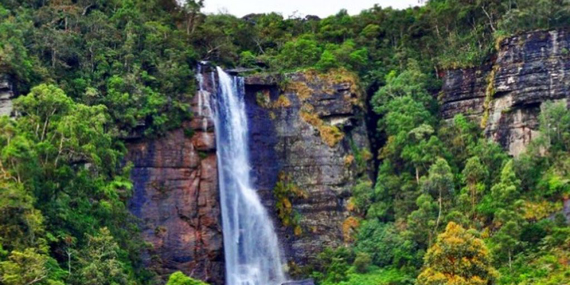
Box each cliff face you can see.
[0,74,15,117]
[441,30,570,156]
[244,71,371,269]
[126,90,224,284]
[126,70,371,281]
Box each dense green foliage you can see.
[0,0,204,284]
[166,271,208,285]
[1,0,570,284]
[0,0,200,136]
[190,0,570,88]
[0,84,143,284]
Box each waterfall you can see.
[205,67,286,285]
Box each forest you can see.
[0,0,569,284]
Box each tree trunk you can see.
[67,250,72,274]
[416,167,420,184]
[471,187,474,210]
[435,189,442,237]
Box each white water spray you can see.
[204,67,286,285]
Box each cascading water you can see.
[204,67,286,285]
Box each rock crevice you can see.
[0,74,15,117]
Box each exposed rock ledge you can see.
[0,74,15,117]
[441,29,570,156]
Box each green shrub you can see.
[166,271,208,285]
[353,252,372,273]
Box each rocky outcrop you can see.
[441,29,570,156]
[244,71,372,269]
[0,74,15,116]
[440,65,492,120]
[126,91,223,284]
[125,68,372,281]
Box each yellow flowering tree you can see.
[417,222,497,285]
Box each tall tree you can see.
[417,222,497,285]
[72,228,128,285]
[182,0,204,35]
[461,156,488,223]
[166,271,208,285]
[422,158,454,238]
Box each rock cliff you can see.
[126,89,224,284]
[441,29,570,156]
[244,71,372,271]
[126,69,372,282]
[0,74,15,117]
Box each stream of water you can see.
[199,67,286,285]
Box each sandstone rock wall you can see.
[440,64,492,120]
[126,89,223,284]
[441,29,570,156]
[244,72,372,269]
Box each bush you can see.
[355,221,418,268]
[353,252,372,273]
[166,271,208,285]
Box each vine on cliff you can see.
[273,172,307,236]
[481,65,498,128]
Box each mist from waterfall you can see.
[200,67,286,285]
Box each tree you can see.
[315,50,339,71]
[73,228,129,285]
[438,115,481,166]
[3,84,137,284]
[498,0,570,34]
[15,84,73,143]
[486,161,524,270]
[402,125,444,183]
[166,271,208,285]
[356,220,419,268]
[491,218,522,270]
[353,252,372,273]
[422,158,454,239]
[372,61,434,117]
[490,160,520,210]
[407,193,439,246]
[182,0,204,35]
[0,5,38,91]
[461,156,488,223]
[276,37,321,69]
[0,179,43,251]
[0,248,61,285]
[537,100,570,153]
[351,179,374,215]
[417,222,497,285]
